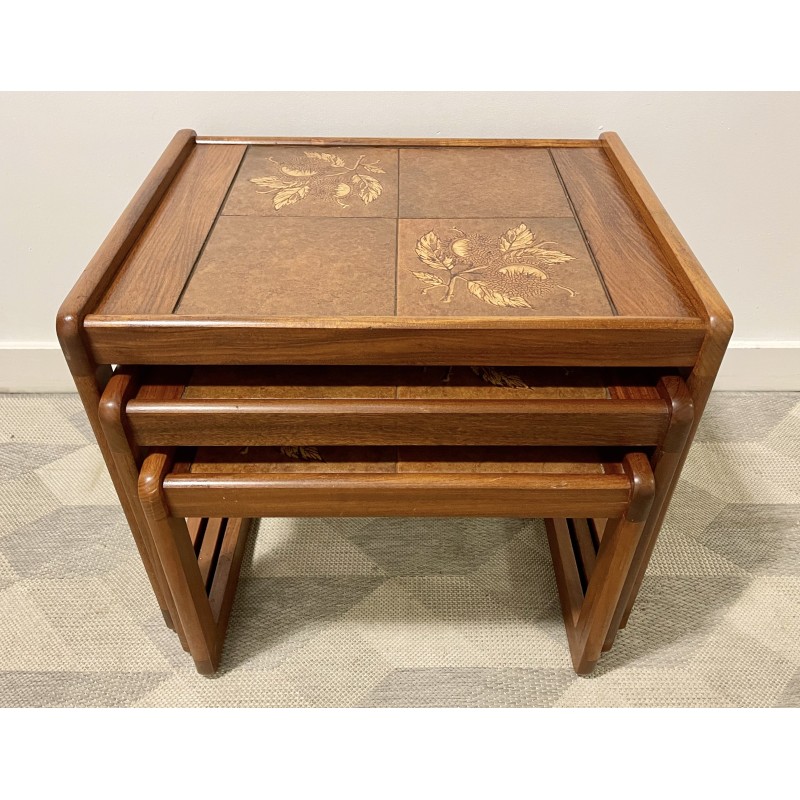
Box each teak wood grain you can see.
[124,397,670,447]
[55,129,197,631]
[56,129,196,376]
[96,144,246,315]
[195,136,601,148]
[57,130,732,677]
[600,131,733,421]
[606,376,694,646]
[162,471,632,519]
[552,147,695,318]
[138,449,252,674]
[139,449,219,674]
[83,315,706,366]
[140,444,647,674]
[547,452,655,673]
[97,369,187,647]
[600,133,733,632]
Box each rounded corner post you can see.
[138,449,174,522]
[55,304,92,381]
[656,375,695,447]
[708,303,734,351]
[622,452,655,524]
[97,370,127,429]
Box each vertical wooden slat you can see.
[208,518,252,629]
[571,518,597,584]
[187,517,207,553]
[198,518,227,589]
[545,517,584,630]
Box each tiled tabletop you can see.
[176,146,614,318]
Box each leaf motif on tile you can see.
[415,232,454,271]
[351,173,382,203]
[498,264,549,280]
[273,184,311,209]
[304,151,346,167]
[412,271,445,292]
[250,152,385,210]
[467,280,531,308]
[251,176,298,190]
[281,166,318,177]
[411,223,576,308]
[280,446,324,462]
[499,223,535,253]
[470,366,530,389]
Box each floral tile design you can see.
[223,146,398,219]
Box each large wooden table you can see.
[57,131,731,675]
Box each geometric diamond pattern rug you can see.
[1,392,798,707]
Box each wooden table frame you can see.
[137,446,654,675]
[99,364,693,673]
[57,130,732,673]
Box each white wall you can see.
[1,92,798,390]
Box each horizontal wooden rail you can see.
[127,397,670,447]
[85,315,705,367]
[162,472,632,518]
[195,136,601,148]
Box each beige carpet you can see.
[0,391,798,707]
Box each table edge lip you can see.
[83,313,706,331]
[195,136,603,148]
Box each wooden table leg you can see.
[55,129,196,630]
[98,369,189,649]
[139,449,252,675]
[61,360,176,629]
[603,377,694,650]
[547,452,655,674]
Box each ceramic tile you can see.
[177,216,397,317]
[396,217,612,317]
[399,147,572,218]
[223,146,398,218]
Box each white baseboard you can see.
[1,341,799,392]
[714,341,800,391]
[0,343,74,392]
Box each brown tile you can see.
[399,148,572,218]
[223,146,398,218]
[183,366,400,400]
[396,447,606,474]
[397,218,613,318]
[396,366,609,399]
[188,445,608,474]
[177,216,396,317]
[191,446,397,474]
[181,365,609,400]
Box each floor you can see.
[0,392,798,707]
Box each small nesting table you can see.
[57,130,731,675]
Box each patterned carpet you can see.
[0,392,798,707]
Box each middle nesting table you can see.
[99,364,688,674]
[114,364,674,448]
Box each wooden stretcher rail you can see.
[126,397,671,447]
[162,472,633,519]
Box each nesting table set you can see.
[57,131,731,675]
